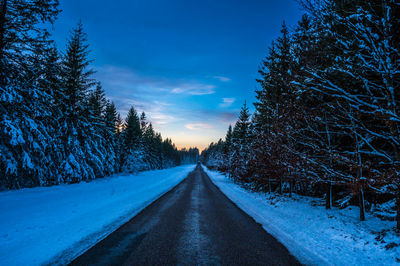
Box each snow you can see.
[0,164,195,265]
[205,167,400,266]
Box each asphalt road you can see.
[70,165,300,266]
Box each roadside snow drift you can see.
[0,165,195,265]
[205,167,400,266]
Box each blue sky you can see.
[51,0,303,150]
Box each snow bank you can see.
[204,167,400,266]
[0,165,195,265]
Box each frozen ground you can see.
[205,167,400,266]
[0,164,195,265]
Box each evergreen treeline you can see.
[0,0,199,189]
[201,0,399,229]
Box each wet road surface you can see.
[70,165,300,266]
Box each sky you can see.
[51,0,303,150]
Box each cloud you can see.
[96,65,216,98]
[219,97,236,107]
[171,84,216,95]
[185,123,213,130]
[217,111,236,123]
[94,65,217,124]
[92,65,239,148]
[109,96,181,126]
[191,109,237,124]
[95,65,170,98]
[213,75,231,82]
[150,113,178,125]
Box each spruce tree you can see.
[0,0,59,87]
[143,122,158,169]
[231,103,252,181]
[140,112,148,132]
[223,125,233,174]
[0,0,60,188]
[104,101,120,171]
[104,101,119,134]
[123,107,141,146]
[88,83,107,120]
[120,106,146,172]
[58,22,102,182]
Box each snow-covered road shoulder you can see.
[0,164,195,265]
[204,167,400,266]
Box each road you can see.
[70,165,300,266]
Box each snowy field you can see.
[205,167,400,266]
[0,164,195,265]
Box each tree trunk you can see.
[268,176,271,193]
[359,184,365,221]
[326,182,332,209]
[0,0,7,54]
[351,111,365,222]
[396,188,400,231]
[0,0,7,87]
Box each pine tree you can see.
[143,122,158,169]
[200,0,399,227]
[0,0,60,87]
[223,125,233,174]
[61,22,95,122]
[231,103,252,181]
[120,106,146,172]
[299,0,400,221]
[87,83,116,176]
[58,22,101,182]
[140,112,148,132]
[88,83,107,119]
[104,101,119,134]
[123,107,141,146]
[0,1,192,189]
[139,112,156,169]
[154,132,163,169]
[0,0,60,188]
[104,101,119,171]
